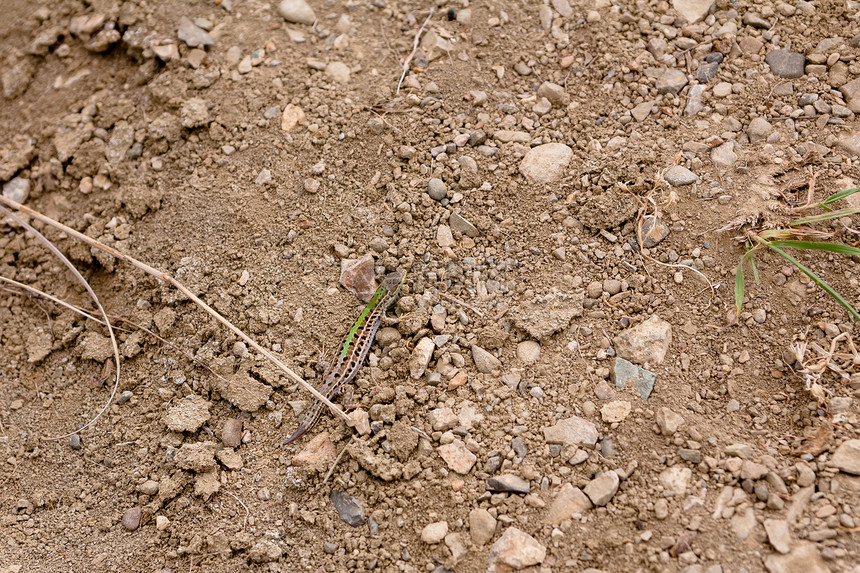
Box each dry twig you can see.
[396,9,434,94]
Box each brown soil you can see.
[2,0,860,572]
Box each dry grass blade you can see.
[0,195,350,424]
[0,203,121,440]
[396,9,434,94]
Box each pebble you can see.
[584,471,620,506]
[421,521,448,544]
[177,16,214,48]
[69,434,82,450]
[280,104,306,132]
[610,358,656,401]
[673,0,714,23]
[409,337,435,379]
[659,466,691,495]
[222,419,243,447]
[339,254,376,302]
[436,225,455,247]
[764,543,830,573]
[469,508,497,545]
[325,62,350,84]
[764,519,791,554]
[122,507,142,531]
[449,212,479,238]
[665,165,696,186]
[545,484,592,524]
[487,475,530,494]
[2,177,30,203]
[711,141,738,169]
[638,216,670,247]
[725,443,754,459]
[542,416,598,447]
[437,440,476,474]
[655,407,685,435]
[631,101,653,122]
[518,143,573,184]
[489,527,546,569]
[831,439,860,474]
[278,0,316,25]
[163,395,211,432]
[656,69,688,94]
[600,400,631,423]
[139,480,159,496]
[516,340,541,364]
[472,345,501,373]
[765,50,806,79]
[330,491,365,527]
[613,314,672,365]
[427,178,447,201]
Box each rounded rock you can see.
[516,340,541,364]
[278,0,316,25]
[427,178,447,201]
[122,507,142,531]
[519,143,573,184]
[421,521,449,544]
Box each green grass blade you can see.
[765,243,860,323]
[791,208,860,226]
[734,259,745,315]
[768,240,860,257]
[750,256,759,283]
[819,186,860,207]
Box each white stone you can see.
[421,521,448,544]
[519,143,573,184]
[489,527,546,569]
[278,0,316,25]
[673,0,714,23]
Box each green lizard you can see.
[283,269,406,445]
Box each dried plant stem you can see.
[0,203,120,440]
[439,291,485,317]
[0,195,349,424]
[396,9,434,94]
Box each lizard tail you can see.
[282,425,307,445]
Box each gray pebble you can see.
[487,474,530,494]
[765,50,805,79]
[122,506,142,531]
[69,434,82,450]
[330,490,366,527]
[427,178,447,201]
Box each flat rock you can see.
[489,527,546,569]
[217,373,272,412]
[611,358,656,401]
[472,345,502,373]
[764,543,831,573]
[2,177,30,203]
[512,294,583,341]
[438,439,477,474]
[469,508,497,545]
[711,141,738,169]
[766,50,806,78]
[177,16,214,48]
[421,521,448,544]
[638,215,670,247]
[487,474,530,494]
[656,69,688,94]
[291,431,336,466]
[764,519,791,554]
[409,337,435,378]
[665,165,697,186]
[449,212,480,237]
[659,466,692,495]
[330,490,365,527]
[613,314,672,365]
[163,395,211,432]
[494,130,530,143]
[836,135,860,158]
[519,143,573,184]
[831,439,860,474]
[340,254,376,302]
[600,400,631,423]
[673,0,714,23]
[631,101,653,122]
[175,441,217,472]
[429,407,459,432]
[221,419,243,447]
[545,483,592,524]
[584,471,620,506]
[542,416,598,447]
[278,0,316,25]
[656,407,685,435]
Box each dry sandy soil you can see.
[2,0,860,572]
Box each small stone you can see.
[349,409,371,435]
[600,400,631,423]
[516,340,541,364]
[831,439,860,474]
[222,419,243,447]
[764,519,791,554]
[711,141,738,169]
[697,61,720,82]
[659,466,692,495]
[436,225,455,247]
[638,216,670,247]
[175,441,217,472]
[543,416,599,447]
[673,0,714,23]
[278,0,316,25]
[656,407,685,435]
[613,314,672,365]
[489,527,546,569]
[163,395,211,432]
[748,117,773,144]
[248,541,283,563]
[836,135,860,158]
[428,407,459,432]
[139,480,159,496]
[731,506,757,540]
[487,475,530,494]
[545,484,592,524]
[339,254,376,302]
[656,69,688,94]
[421,521,448,544]
[330,491,365,527]
[469,508,497,545]
[427,178,447,200]
[409,337,435,378]
[631,101,653,122]
[217,373,272,412]
[725,443,754,459]
[280,104,306,132]
[519,143,573,184]
[180,98,210,128]
[665,165,697,186]
[584,471,620,506]
[122,507,142,531]
[155,515,170,530]
[216,448,243,471]
[611,357,656,401]
[325,62,350,84]
[678,449,702,464]
[177,16,214,48]
[2,177,30,203]
[764,543,830,573]
[438,440,477,474]
[292,431,336,466]
[69,434,82,450]
[740,461,769,480]
[449,212,480,237]
[766,50,806,79]
[472,345,502,373]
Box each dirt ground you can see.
[2,0,860,571]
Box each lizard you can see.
[283,269,406,445]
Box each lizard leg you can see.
[381,311,400,326]
[340,385,355,411]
